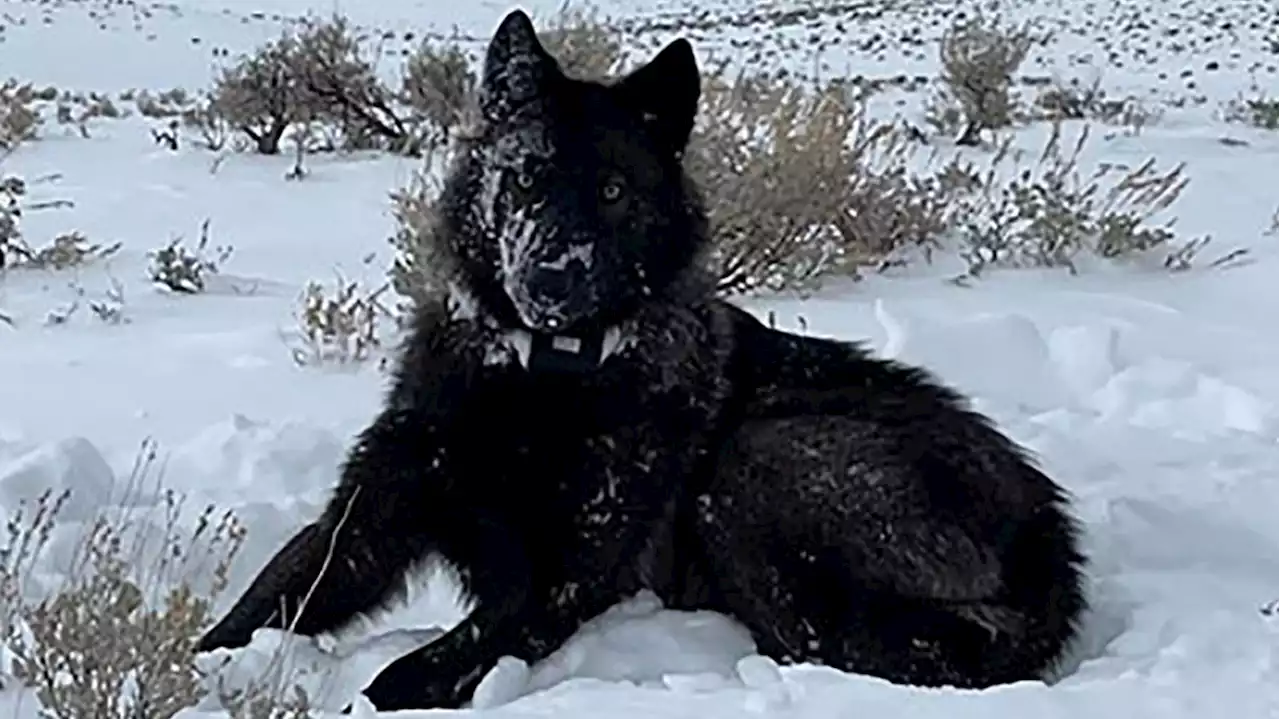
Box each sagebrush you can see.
[1,441,248,719]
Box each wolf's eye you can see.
[599,177,626,205]
[514,171,536,191]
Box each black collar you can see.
[495,325,634,374]
[446,286,635,374]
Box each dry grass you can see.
[952,121,1228,277]
[535,2,628,81]
[688,73,961,295]
[289,270,394,367]
[926,7,1042,145]
[0,174,109,272]
[1,441,249,719]
[0,440,335,717]
[0,79,42,153]
[1221,90,1279,130]
[1032,76,1161,135]
[387,169,453,320]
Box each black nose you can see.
[527,261,583,301]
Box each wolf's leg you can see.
[353,576,619,710]
[698,415,1046,688]
[198,408,452,651]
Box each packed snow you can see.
[0,0,1276,717]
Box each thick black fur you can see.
[197,10,1088,710]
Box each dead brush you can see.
[927,7,1040,145]
[147,219,234,294]
[208,32,312,155]
[954,121,1223,277]
[401,35,476,149]
[290,270,394,367]
[17,231,122,271]
[688,72,958,295]
[536,2,628,81]
[1221,90,1279,130]
[1032,76,1160,136]
[3,440,249,719]
[0,79,42,153]
[386,167,454,321]
[0,174,93,271]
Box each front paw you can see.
[355,656,472,711]
[196,622,255,653]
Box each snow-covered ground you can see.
[0,0,1276,717]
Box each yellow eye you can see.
[515,171,535,190]
[600,178,625,204]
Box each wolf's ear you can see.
[612,39,701,159]
[480,10,559,123]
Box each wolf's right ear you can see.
[612,38,701,159]
[480,10,558,123]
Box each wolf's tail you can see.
[1001,481,1090,679]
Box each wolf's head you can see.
[438,9,707,337]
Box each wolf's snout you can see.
[526,265,575,302]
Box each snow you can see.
[0,0,1276,717]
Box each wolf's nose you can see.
[528,264,578,301]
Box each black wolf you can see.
[197,9,1088,710]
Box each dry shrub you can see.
[688,73,958,295]
[3,441,248,719]
[204,16,450,157]
[1033,76,1160,135]
[954,122,1216,276]
[536,2,627,81]
[205,15,404,155]
[1222,91,1279,130]
[0,174,103,272]
[147,219,234,294]
[207,32,305,155]
[0,79,42,152]
[401,36,476,148]
[928,7,1040,144]
[387,170,453,320]
[289,271,393,366]
[287,15,424,155]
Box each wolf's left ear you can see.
[480,10,559,123]
[612,38,701,159]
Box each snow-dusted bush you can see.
[1222,91,1279,130]
[205,16,447,157]
[0,443,247,719]
[535,3,628,81]
[0,174,109,272]
[0,79,41,152]
[925,8,1041,144]
[147,219,234,294]
[289,271,393,367]
[688,74,962,295]
[954,122,1216,276]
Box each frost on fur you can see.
[1,441,249,719]
[147,219,234,294]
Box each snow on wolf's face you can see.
[468,10,704,334]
